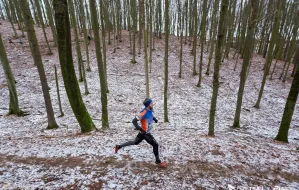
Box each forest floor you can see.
[0,20,299,190]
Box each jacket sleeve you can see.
[132,116,141,130]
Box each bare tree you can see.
[19,0,58,129]
[89,0,109,129]
[0,34,23,115]
[208,0,229,136]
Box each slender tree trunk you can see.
[2,0,18,37]
[29,0,40,26]
[12,0,25,36]
[144,29,150,98]
[233,0,243,59]
[84,0,92,37]
[20,0,58,129]
[209,0,229,136]
[206,0,219,76]
[188,0,193,43]
[292,63,298,77]
[197,0,208,87]
[53,0,96,132]
[179,30,183,78]
[184,0,188,44]
[68,0,84,83]
[270,60,278,80]
[254,0,285,108]
[282,9,299,82]
[99,0,108,93]
[138,0,144,54]
[0,3,5,19]
[54,65,64,117]
[128,0,132,54]
[149,0,153,73]
[111,1,116,53]
[192,0,198,76]
[282,28,293,61]
[89,0,109,129]
[232,0,258,128]
[152,0,156,50]
[240,2,250,57]
[131,0,137,63]
[117,0,122,42]
[0,34,22,116]
[179,0,184,78]
[283,50,296,83]
[275,47,299,143]
[123,0,127,30]
[41,1,48,26]
[164,0,169,122]
[44,0,58,46]
[8,0,21,31]
[78,0,91,71]
[158,0,162,39]
[262,28,271,58]
[34,0,52,54]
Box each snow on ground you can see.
[0,20,299,189]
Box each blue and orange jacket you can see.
[137,108,154,134]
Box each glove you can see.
[153,117,158,123]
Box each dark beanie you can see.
[144,98,152,107]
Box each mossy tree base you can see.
[232,121,240,128]
[47,123,59,130]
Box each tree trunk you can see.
[275,47,299,143]
[0,34,22,116]
[192,0,198,76]
[208,0,229,136]
[164,0,169,122]
[233,0,243,59]
[44,0,58,47]
[239,1,250,57]
[184,0,188,44]
[179,0,184,78]
[232,0,258,128]
[282,8,299,82]
[128,0,132,54]
[144,29,150,98]
[12,0,25,36]
[85,0,92,37]
[8,0,22,31]
[113,1,118,53]
[99,0,109,93]
[130,0,137,63]
[149,0,153,73]
[2,0,18,37]
[41,1,48,26]
[138,0,144,54]
[29,0,40,26]
[179,30,183,78]
[158,0,162,39]
[206,0,219,75]
[54,65,64,117]
[89,0,109,129]
[254,0,286,108]
[53,0,96,132]
[34,0,52,55]
[78,0,91,71]
[0,3,5,19]
[19,0,58,129]
[197,0,208,87]
[123,0,127,30]
[68,0,84,83]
